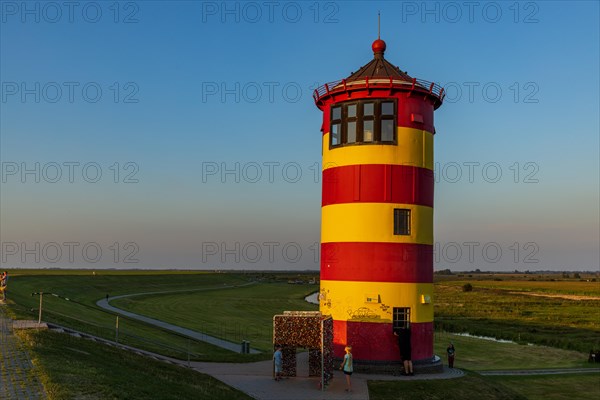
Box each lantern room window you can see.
[329,100,397,148]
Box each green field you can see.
[436,272,600,295]
[5,270,317,361]
[370,372,600,400]
[489,373,600,400]
[111,282,317,351]
[4,269,599,399]
[369,372,527,400]
[433,332,592,371]
[434,274,600,353]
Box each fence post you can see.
[115,316,119,343]
[38,292,43,324]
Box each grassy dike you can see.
[15,329,253,400]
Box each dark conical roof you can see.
[345,39,413,82]
[313,38,445,110]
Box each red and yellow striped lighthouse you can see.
[314,37,444,365]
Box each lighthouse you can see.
[314,36,444,367]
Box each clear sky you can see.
[1,0,598,271]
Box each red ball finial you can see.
[372,39,386,55]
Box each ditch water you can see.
[453,332,533,346]
[305,292,319,305]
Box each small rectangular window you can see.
[331,123,341,146]
[347,104,357,118]
[394,208,411,235]
[347,121,356,143]
[363,120,374,142]
[332,106,341,120]
[364,103,374,116]
[381,120,394,142]
[393,307,411,330]
[382,102,395,116]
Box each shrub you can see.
[462,283,473,292]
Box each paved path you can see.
[96,282,261,354]
[189,351,464,400]
[0,307,45,400]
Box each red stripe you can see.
[321,242,433,283]
[333,321,433,361]
[322,165,433,207]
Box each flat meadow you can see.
[434,273,600,353]
[4,269,318,361]
[3,269,599,399]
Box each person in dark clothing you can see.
[447,343,456,368]
[394,327,414,376]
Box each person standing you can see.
[0,272,7,301]
[447,342,456,368]
[273,345,283,381]
[394,326,414,376]
[340,345,353,392]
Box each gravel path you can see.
[0,307,45,400]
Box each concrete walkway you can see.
[0,307,45,400]
[96,283,260,354]
[188,351,464,400]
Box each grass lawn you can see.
[5,270,599,399]
[5,271,317,361]
[433,332,591,371]
[436,275,600,296]
[369,372,527,400]
[16,329,253,400]
[490,373,600,400]
[434,282,600,353]
[111,282,318,351]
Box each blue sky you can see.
[1,1,598,271]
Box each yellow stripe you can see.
[322,128,434,171]
[322,203,433,244]
[319,281,433,323]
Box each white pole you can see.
[38,292,43,325]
